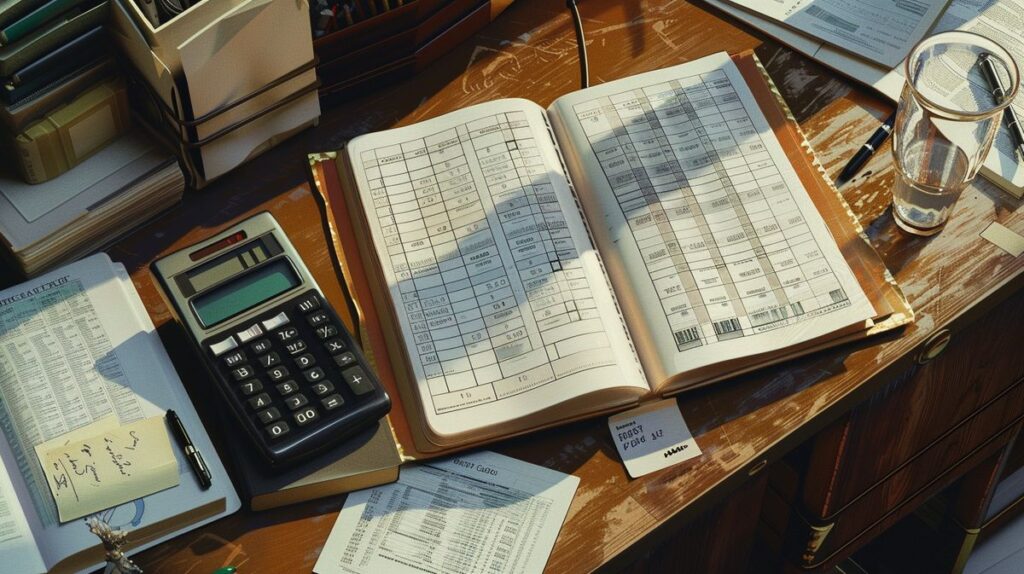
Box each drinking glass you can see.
[891,31,1019,235]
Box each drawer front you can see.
[802,292,1024,517]
[794,389,1024,570]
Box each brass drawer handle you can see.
[917,329,952,365]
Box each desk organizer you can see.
[108,0,321,188]
[314,0,514,105]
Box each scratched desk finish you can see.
[107,1,1024,572]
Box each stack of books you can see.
[0,0,128,184]
[0,1,185,277]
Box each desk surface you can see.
[116,1,1024,572]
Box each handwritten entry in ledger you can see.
[35,416,179,523]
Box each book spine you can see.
[541,115,647,383]
[0,0,76,46]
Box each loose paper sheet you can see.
[314,451,579,574]
[608,399,701,478]
[37,416,179,523]
[981,222,1024,257]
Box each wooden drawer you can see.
[802,292,1024,519]
[765,292,1024,571]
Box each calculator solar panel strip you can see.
[152,212,391,465]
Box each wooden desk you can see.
[110,1,1024,572]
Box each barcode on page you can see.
[713,318,742,336]
[804,5,859,33]
[829,289,847,303]
[674,326,701,348]
[790,301,805,316]
[751,306,789,325]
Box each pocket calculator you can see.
[153,212,391,465]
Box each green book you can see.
[0,0,48,29]
[0,0,93,46]
[0,1,105,77]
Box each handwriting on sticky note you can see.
[39,416,179,523]
[608,399,702,478]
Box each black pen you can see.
[836,111,897,185]
[166,410,212,490]
[979,52,1024,160]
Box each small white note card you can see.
[609,399,701,478]
[36,416,180,523]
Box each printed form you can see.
[346,100,645,438]
[314,451,579,574]
[552,52,874,377]
[723,0,948,67]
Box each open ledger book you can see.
[0,254,240,574]
[311,51,912,456]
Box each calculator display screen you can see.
[192,258,299,326]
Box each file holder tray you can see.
[126,59,320,189]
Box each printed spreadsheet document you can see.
[313,451,579,574]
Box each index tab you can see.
[38,416,180,523]
[608,399,702,478]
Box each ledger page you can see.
[721,0,949,67]
[345,99,647,440]
[549,52,875,386]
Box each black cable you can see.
[567,0,589,89]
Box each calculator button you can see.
[294,353,316,369]
[308,311,330,327]
[315,324,338,340]
[237,324,264,343]
[275,380,299,396]
[343,367,375,396]
[239,380,263,396]
[267,366,290,382]
[275,327,299,342]
[223,350,246,367]
[311,381,334,396]
[209,336,238,356]
[333,352,357,368]
[261,311,290,331]
[324,338,346,354]
[321,394,345,411]
[296,294,320,313]
[257,352,281,368]
[294,407,319,427]
[231,365,255,381]
[284,340,307,355]
[266,421,290,439]
[257,407,281,424]
[303,367,326,383]
[250,338,273,354]
[248,393,272,410]
[284,394,309,410]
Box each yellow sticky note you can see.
[39,416,179,523]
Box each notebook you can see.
[0,253,240,574]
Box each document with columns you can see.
[326,51,908,453]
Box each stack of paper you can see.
[707,0,1024,197]
[0,129,184,277]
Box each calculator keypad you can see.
[204,289,390,464]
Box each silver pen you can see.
[979,52,1024,160]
